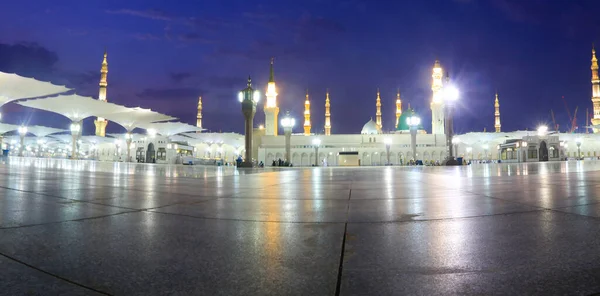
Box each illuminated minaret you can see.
[375,89,382,131]
[94,51,109,137]
[395,89,402,129]
[196,96,202,133]
[431,60,445,134]
[494,92,501,133]
[304,90,311,136]
[264,58,280,136]
[591,46,600,132]
[324,90,331,135]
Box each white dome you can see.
[361,119,379,135]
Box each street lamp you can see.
[407,115,420,163]
[147,128,157,137]
[18,126,27,157]
[114,139,122,160]
[384,137,392,165]
[312,138,321,166]
[576,138,582,160]
[466,147,472,162]
[239,76,260,167]
[537,125,548,136]
[280,112,295,164]
[443,84,459,164]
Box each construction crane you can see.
[570,106,578,133]
[550,110,559,132]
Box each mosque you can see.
[1,48,600,166]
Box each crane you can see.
[570,106,578,133]
[550,110,559,132]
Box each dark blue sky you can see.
[1,0,600,135]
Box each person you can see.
[259,161,264,168]
[272,160,277,167]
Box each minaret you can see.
[431,60,445,134]
[591,46,600,132]
[196,96,202,133]
[494,92,501,133]
[264,58,280,136]
[304,90,311,136]
[325,90,331,135]
[375,88,382,132]
[94,51,109,137]
[395,89,402,129]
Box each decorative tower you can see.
[264,58,280,136]
[375,89,382,132]
[304,90,311,136]
[325,90,331,135]
[395,89,402,129]
[94,51,109,137]
[494,92,501,133]
[591,46,600,132]
[431,60,445,134]
[196,96,202,133]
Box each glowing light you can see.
[69,123,80,133]
[537,125,548,136]
[452,137,460,144]
[18,126,28,135]
[258,124,265,130]
[407,116,421,126]
[444,85,459,101]
[253,90,260,102]
[238,92,244,102]
[312,138,321,146]
[576,138,583,145]
[147,128,157,137]
[522,141,528,147]
[280,115,296,128]
[384,137,392,145]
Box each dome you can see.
[361,118,379,134]
[396,108,423,131]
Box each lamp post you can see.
[384,137,392,165]
[239,76,260,167]
[576,138,582,160]
[443,84,459,164]
[312,138,321,166]
[407,115,420,163]
[69,122,81,160]
[280,112,295,164]
[18,126,27,157]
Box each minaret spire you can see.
[196,96,203,133]
[264,58,279,136]
[325,89,331,135]
[375,88,382,132]
[304,89,311,136]
[591,45,600,132]
[94,51,109,137]
[395,89,402,129]
[494,92,501,133]
[431,60,445,134]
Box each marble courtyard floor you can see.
[2,158,600,295]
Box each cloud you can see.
[169,72,193,83]
[207,76,241,89]
[178,32,214,43]
[106,9,173,21]
[136,87,204,101]
[133,33,161,41]
[0,42,58,78]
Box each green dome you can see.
[396,108,422,131]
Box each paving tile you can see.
[340,211,600,295]
[0,212,344,296]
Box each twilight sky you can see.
[1,0,600,135]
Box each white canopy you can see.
[101,107,176,132]
[17,94,131,122]
[142,122,203,137]
[0,72,70,107]
[0,122,20,134]
[25,125,66,137]
[181,132,245,147]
